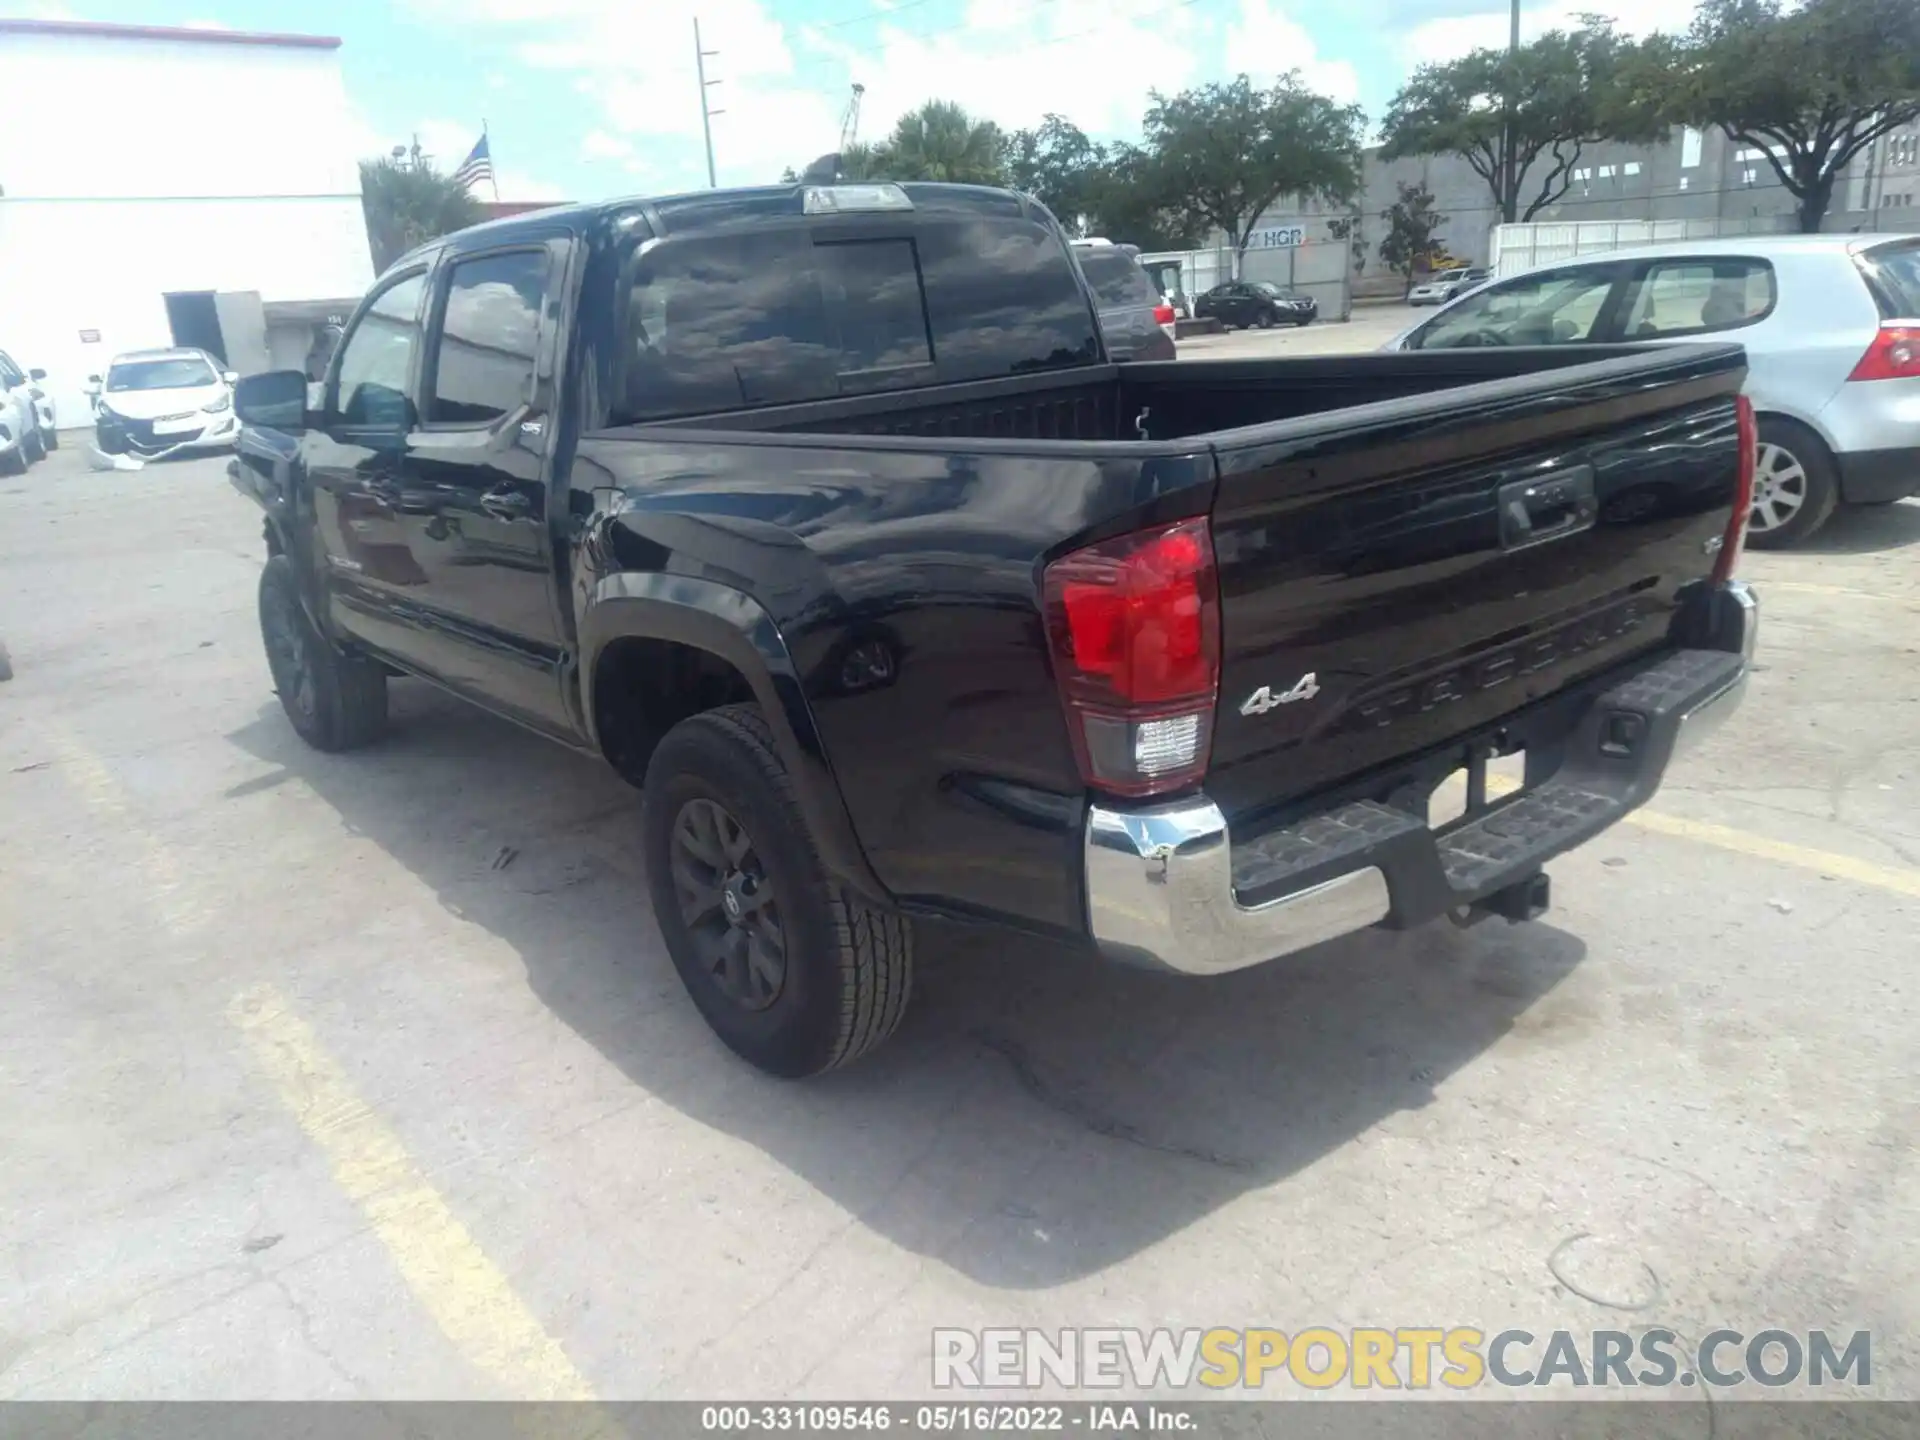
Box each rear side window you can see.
[1078,250,1159,308]
[1622,258,1774,337]
[616,211,1096,422]
[429,250,549,424]
[335,272,427,427]
[1860,241,1920,317]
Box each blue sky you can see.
[29,0,1679,201]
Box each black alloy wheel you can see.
[670,796,788,1011]
[260,575,320,728]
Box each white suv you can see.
[1384,235,1920,547]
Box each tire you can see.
[23,428,46,464]
[643,703,912,1077]
[1253,311,1273,330]
[42,427,58,452]
[0,445,23,477]
[1746,417,1839,549]
[257,554,388,751]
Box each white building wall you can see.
[0,23,375,428]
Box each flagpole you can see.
[483,117,499,201]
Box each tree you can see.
[1326,215,1368,275]
[1381,23,1663,224]
[1087,145,1208,252]
[780,103,1003,187]
[1003,115,1106,232]
[1378,182,1447,294]
[883,101,1006,185]
[1651,0,1920,232]
[359,157,484,271]
[1142,74,1366,275]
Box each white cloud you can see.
[402,0,1223,192]
[1399,0,1693,68]
[1224,0,1362,106]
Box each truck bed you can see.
[644,346,1690,445]
[596,342,1747,937]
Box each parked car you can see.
[229,180,1756,1077]
[1194,280,1316,328]
[1072,240,1177,360]
[0,348,48,474]
[1383,235,1920,547]
[87,347,241,466]
[1408,266,1491,306]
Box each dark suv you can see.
[1072,242,1177,360]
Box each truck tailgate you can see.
[1204,344,1747,824]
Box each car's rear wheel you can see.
[41,425,58,451]
[23,428,46,464]
[644,704,912,1077]
[258,554,388,751]
[1745,417,1839,549]
[0,445,24,477]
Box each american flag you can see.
[453,134,494,191]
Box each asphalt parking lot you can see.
[3,370,1919,1408]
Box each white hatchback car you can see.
[87,347,240,467]
[1384,235,1920,546]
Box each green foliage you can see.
[1650,0,1920,231]
[1325,215,1367,274]
[359,158,485,272]
[1143,74,1366,269]
[1001,118,1205,250]
[1378,182,1446,291]
[786,102,1004,187]
[1381,23,1663,224]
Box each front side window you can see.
[335,272,427,427]
[1622,258,1774,337]
[106,357,216,391]
[1413,267,1618,348]
[430,251,549,424]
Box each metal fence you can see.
[1489,216,1797,277]
[1138,241,1354,322]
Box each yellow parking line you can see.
[32,721,601,1406]
[1623,807,1920,899]
[1461,772,1920,900]
[229,985,598,1401]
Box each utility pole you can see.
[1500,0,1520,227]
[694,17,723,188]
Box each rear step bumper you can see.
[1083,582,1756,976]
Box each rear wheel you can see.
[0,445,23,477]
[257,554,388,751]
[643,704,912,1077]
[23,428,46,464]
[1745,417,1839,549]
[42,426,58,451]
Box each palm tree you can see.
[882,101,1006,185]
[359,158,485,271]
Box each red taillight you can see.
[1847,323,1920,381]
[1715,394,1757,586]
[1043,516,1221,797]
[1152,302,1176,327]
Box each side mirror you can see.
[28,368,46,382]
[234,370,310,432]
[222,370,239,385]
[86,374,101,386]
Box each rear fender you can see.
[580,573,890,905]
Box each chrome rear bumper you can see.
[1084,585,1757,976]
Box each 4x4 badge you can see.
[1240,673,1321,716]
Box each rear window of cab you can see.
[613,202,1099,424]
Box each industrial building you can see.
[0,19,374,432]
[1245,122,1920,283]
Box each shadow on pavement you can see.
[228,682,1586,1290]
[1795,497,1920,555]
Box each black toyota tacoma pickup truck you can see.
[230,181,1758,1077]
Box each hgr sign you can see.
[1249,226,1306,249]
